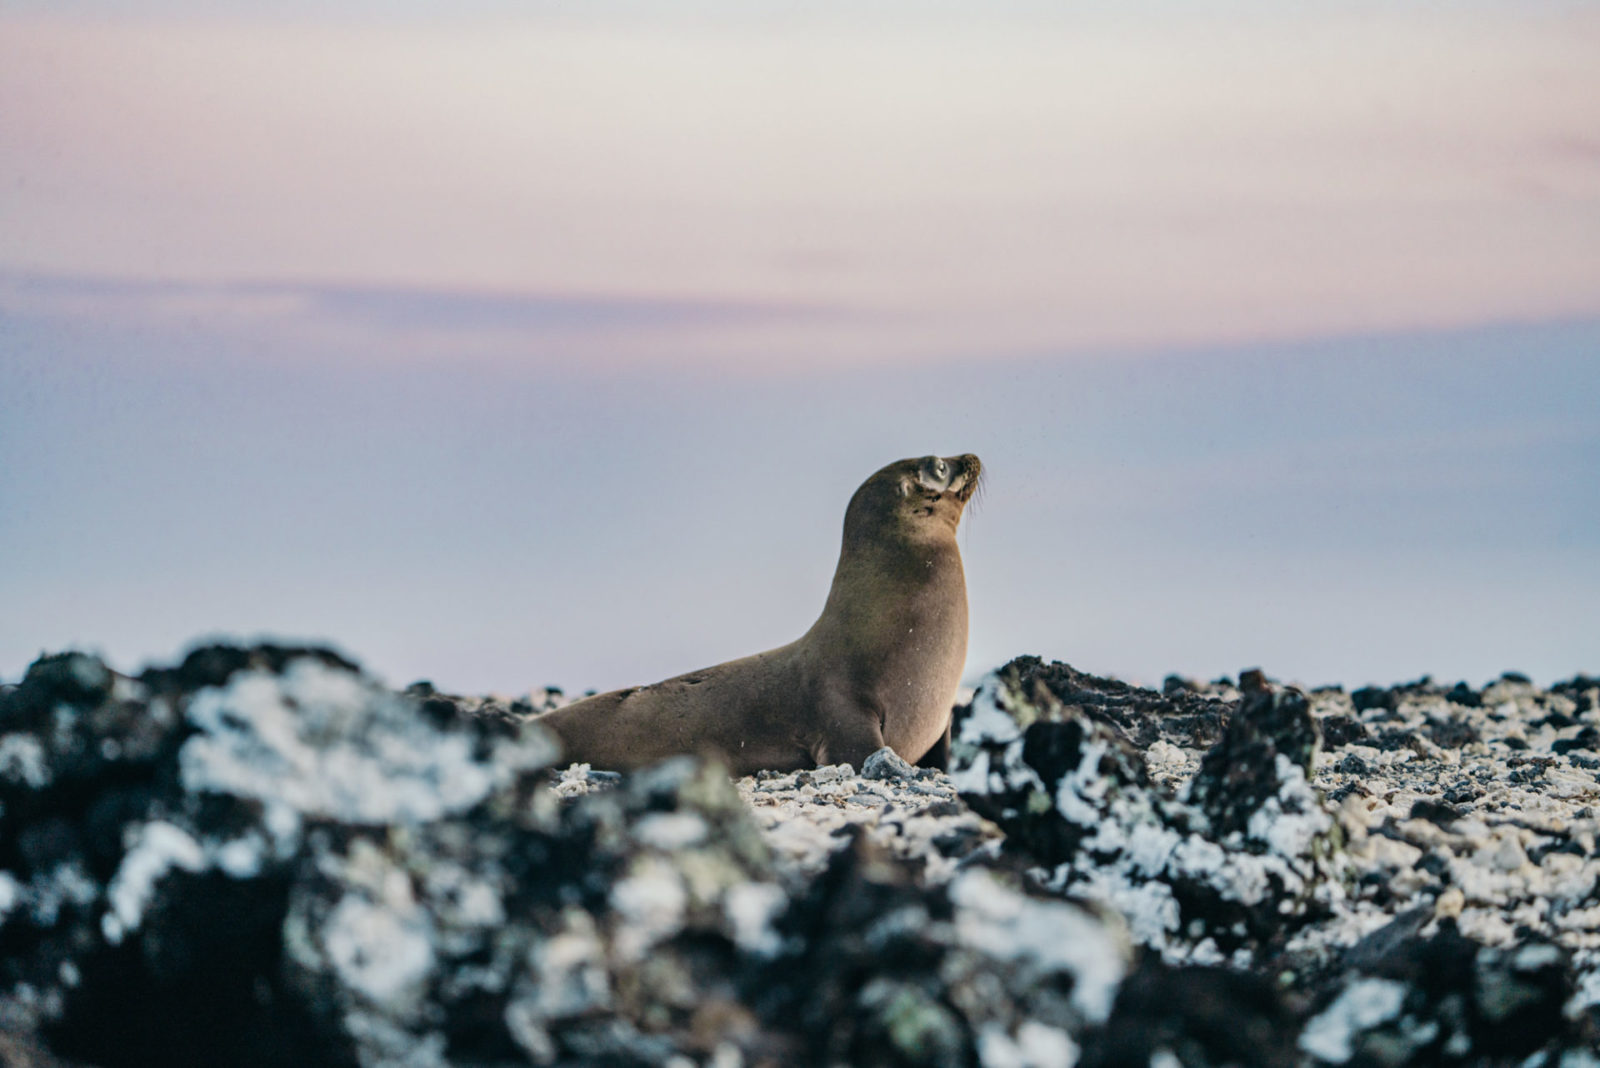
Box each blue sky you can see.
[2,3,1597,691]
[3,293,1595,692]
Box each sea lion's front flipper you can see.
[809,706,885,772]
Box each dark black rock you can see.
[1508,756,1556,783]
[1337,753,1373,776]
[1426,716,1481,749]
[963,655,1231,752]
[759,832,954,1066]
[1187,671,1320,838]
[1081,958,1299,1068]
[1350,686,1399,713]
[137,642,360,697]
[1407,799,1462,827]
[1162,674,1201,696]
[1318,714,1369,747]
[1553,726,1600,755]
[1393,675,1439,697]
[1417,852,1451,878]
[1552,675,1599,713]
[1369,727,1420,753]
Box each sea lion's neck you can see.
[809,534,964,641]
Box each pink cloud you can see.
[2,8,1598,366]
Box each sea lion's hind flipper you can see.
[916,718,952,771]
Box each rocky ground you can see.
[1,643,1597,1066]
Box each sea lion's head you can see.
[842,453,982,548]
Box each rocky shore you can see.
[2,643,1597,1066]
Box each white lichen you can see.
[1298,978,1407,1064]
[322,894,436,1011]
[724,881,787,958]
[0,734,50,788]
[102,821,207,945]
[0,872,21,921]
[633,812,710,851]
[609,854,689,962]
[975,1020,1080,1068]
[949,869,1127,1025]
[180,660,548,825]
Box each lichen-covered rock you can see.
[1298,919,1593,1065]
[982,657,1232,752]
[279,754,785,1067]
[0,651,188,1043]
[0,644,560,1066]
[755,829,1130,1067]
[951,657,1347,964]
[9,641,1600,1067]
[1186,669,1320,834]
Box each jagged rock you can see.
[862,746,921,781]
[0,646,1136,1068]
[950,657,1346,963]
[757,829,1130,1067]
[279,753,785,1067]
[1319,714,1369,748]
[950,658,1154,870]
[0,645,555,1066]
[1081,957,1300,1068]
[1299,920,1592,1065]
[1351,686,1400,713]
[1186,668,1321,836]
[967,656,1232,751]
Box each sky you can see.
[2,3,1597,693]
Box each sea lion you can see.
[537,453,981,776]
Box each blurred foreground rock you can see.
[2,646,1597,1066]
[0,647,1119,1067]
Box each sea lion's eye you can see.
[917,457,951,491]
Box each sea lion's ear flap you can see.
[897,478,912,498]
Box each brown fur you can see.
[536,454,982,775]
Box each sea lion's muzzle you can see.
[916,453,983,501]
[949,454,982,502]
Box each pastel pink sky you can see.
[4,5,1599,364]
